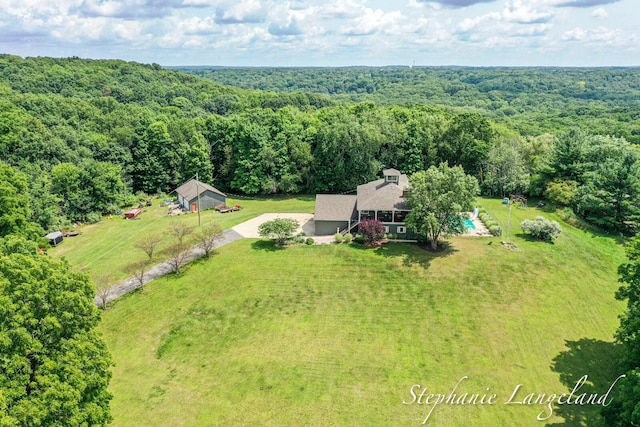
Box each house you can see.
[314,169,416,237]
[174,178,226,212]
[45,231,64,246]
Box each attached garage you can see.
[314,194,357,235]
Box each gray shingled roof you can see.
[174,179,225,201]
[314,194,357,221]
[356,174,410,211]
[383,168,401,176]
[315,172,410,222]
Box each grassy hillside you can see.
[99,199,626,426]
[50,195,315,284]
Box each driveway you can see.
[231,213,316,238]
[95,213,330,306]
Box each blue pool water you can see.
[464,219,476,229]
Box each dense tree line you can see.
[178,66,640,143]
[0,55,638,236]
[0,163,113,425]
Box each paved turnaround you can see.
[94,228,244,305]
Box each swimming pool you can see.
[464,219,476,229]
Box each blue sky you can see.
[0,0,636,66]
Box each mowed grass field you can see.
[49,195,315,284]
[99,198,628,426]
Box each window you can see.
[394,211,409,223]
[384,226,390,233]
[360,211,374,221]
[386,175,399,183]
[397,226,406,234]
[377,210,393,222]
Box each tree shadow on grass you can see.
[251,239,285,252]
[547,338,623,426]
[514,232,557,244]
[371,241,458,269]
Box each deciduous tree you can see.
[134,234,163,261]
[406,163,479,250]
[162,242,192,274]
[194,222,224,258]
[125,259,151,290]
[604,236,640,425]
[0,249,113,425]
[0,163,41,240]
[258,218,299,247]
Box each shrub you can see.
[354,236,364,244]
[305,237,314,245]
[344,233,353,243]
[334,233,343,243]
[558,207,577,222]
[258,218,299,246]
[477,210,501,234]
[521,216,562,241]
[359,219,385,246]
[488,225,502,236]
[544,180,578,206]
[85,212,102,224]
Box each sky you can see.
[0,0,637,67]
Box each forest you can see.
[177,66,640,143]
[0,55,638,236]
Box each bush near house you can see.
[258,218,300,247]
[359,219,385,246]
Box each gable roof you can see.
[356,174,409,211]
[383,168,401,176]
[314,194,357,221]
[174,179,225,201]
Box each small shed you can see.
[45,231,64,247]
[174,179,226,212]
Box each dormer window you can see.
[383,168,401,185]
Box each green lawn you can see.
[49,195,315,284]
[100,199,627,426]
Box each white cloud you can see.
[214,0,267,24]
[503,0,553,24]
[591,7,608,17]
[316,0,369,20]
[562,26,638,47]
[342,9,404,36]
[0,0,636,65]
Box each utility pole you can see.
[505,201,512,243]
[195,173,201,227]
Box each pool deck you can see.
[462,213,493,237]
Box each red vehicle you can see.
[124,208,142,219]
